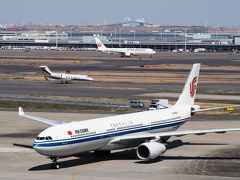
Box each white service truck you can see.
[148,99,172,110]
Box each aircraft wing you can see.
[18,107,63,126]
[110,128,240,144]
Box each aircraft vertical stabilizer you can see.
[175,63,201,106]
[39,66,52,76]
[95,37,107,51]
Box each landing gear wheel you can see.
[51,163,60,169]
[50,156,59,169]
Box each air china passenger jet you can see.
[19,63,240,169]
[95,37,156,57]
[40,66,94,83]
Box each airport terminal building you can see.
[0,25,240,52]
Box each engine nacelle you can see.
[136,142,166,160]
[124,52,131,57]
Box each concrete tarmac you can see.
[0,111,240,180]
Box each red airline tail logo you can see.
[97,43,102,47]
[190,76,198,98]
[67,131,72,136]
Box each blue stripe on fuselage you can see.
[33,118,187,147]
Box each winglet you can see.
[19,107,24,116]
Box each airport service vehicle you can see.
[19,63,240,169]
[194,48,206,53]
[129,99,144,108]
[148,99,172,110]
[40,66,94,83]
[95,37,156,57]
[172,48,184,53]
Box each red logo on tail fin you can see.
[97,43,102,47]
[190,76,198,98]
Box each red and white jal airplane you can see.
[95,37,156,57]
[40,66,94,83]
[19,63,239,169]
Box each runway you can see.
[0,50,240,74]
[0,111,240,180]
[0,51,239,104]
[0,80,239,104]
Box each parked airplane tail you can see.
[95,37,107,51]
[175,63,201,106]
[39,66,52,76]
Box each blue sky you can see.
[0,0,239,26]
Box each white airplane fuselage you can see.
[40,66,94,82]
[33,104,191,157]
[100,48,156,56]
[94,37,156,57]
[47,72,93,81]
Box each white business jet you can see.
[19,63,239,169]
[95,37,156,57]
[40,66,93,83]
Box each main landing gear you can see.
[50,156,60,169]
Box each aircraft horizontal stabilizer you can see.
[192,105,239,113]
[18,107,62,126]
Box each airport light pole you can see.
[130,30,135,39]
[56,31,58,49]
[184,28,187,52]
[119,28,122,47]
[70,27,73,38]
[175,30,177,50]
[152,31,159,50]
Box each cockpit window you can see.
[46,136,52,140]
[37,136,52,141]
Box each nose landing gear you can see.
[50,156,59,169]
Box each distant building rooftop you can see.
[108,21,159,28]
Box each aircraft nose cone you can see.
[33,142,49,155]
[33,142,42,153]
[88,77,94,81]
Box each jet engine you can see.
[136,141,166,160]
[124,52,131,57]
